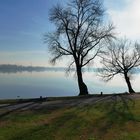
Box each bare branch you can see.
[99,38,140,93]
[45,0,115,95]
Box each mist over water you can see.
[0,70,139,99]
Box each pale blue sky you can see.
[0,0,138,66]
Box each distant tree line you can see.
[0,64,47,73]
[0,64,103,73]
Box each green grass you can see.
[0,99,140,140]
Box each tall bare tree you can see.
[45,0,114,95]
[100,39,140,93]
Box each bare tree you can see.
[45,0,114,95]
[100,39,140,93]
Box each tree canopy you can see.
[45,0,114,95]
[100,39,140,93]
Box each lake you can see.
[0,70,140,99]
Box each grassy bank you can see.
[0,97,140,140]
[0,93,130,104]
[0,94,104,105]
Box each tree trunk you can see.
[76,65,88,96]
[124,73,135,93]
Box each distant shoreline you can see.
[0,64,98,73]
[0,92,140,103]
[0,64,140,73]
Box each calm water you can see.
[0,71,140,99]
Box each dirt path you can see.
[0,93,140,117]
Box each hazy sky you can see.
[0,0,140,66]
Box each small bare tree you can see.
[45,0,114,95]
[100,39,140,93]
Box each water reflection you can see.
[0,70,139,99]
